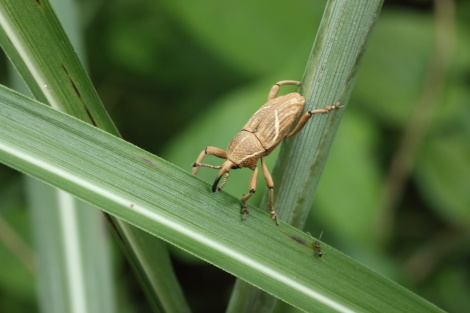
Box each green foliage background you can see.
[0,0,469,312]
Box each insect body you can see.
[314,239,323,258]
[308,231,323,258]
[192,80,343,224]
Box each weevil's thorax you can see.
[226,132,264,170]
[243,93,305,153]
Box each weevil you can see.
[192,80,343,224]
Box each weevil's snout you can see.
[212,176,224,193]
[212,161,236,192]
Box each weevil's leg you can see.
[261,157,278,225]
[286,112,312,138]
[286,102,344,138]
[268,80,301,100]
[240,166,259,220]
[192,146,227,175]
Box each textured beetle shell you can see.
[243,93,305,153]
[227,132,264,169]
[226,92,305,168]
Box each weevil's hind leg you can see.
[268,80,301,100]
[192,146,228,175]
[261,157,278,225]
[240,166,259,220]
[286,102,344,138]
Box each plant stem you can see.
[227,1,384,312]
[0,0,190,311]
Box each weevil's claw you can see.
[241,206,249,220]
[270,209,279,225]
[335,101,344,109]
[324,102,344,111]
[272,214,279,226]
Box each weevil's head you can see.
[212,160,238,192]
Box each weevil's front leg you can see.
[192,146,227,175]
[261,157,278,225]
[268,80,301,100]
[240,166,259,220]
[286,102,344,138]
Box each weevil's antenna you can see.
[212,160,235,192]
[217,172,229,191]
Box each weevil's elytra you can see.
[192,80,343,225]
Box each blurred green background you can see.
[1,0,469,312]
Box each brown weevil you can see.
[192,80,343,224]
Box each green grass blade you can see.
[0,0,189,310]
[228,1,385,311]
[277,0,383,234]
[0,86,445,313]
[26,177,115,313]
[0,0,116,132]
[11,2,117,312]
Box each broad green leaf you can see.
[9,1,117,312]
[413,25,470,230]
[0,78,445,313]
[416,133,470,227]
[314,111,382,250]
[161,0,325,75]
[353,11,434,126]
[0,0,189,311]
[26,178,115,313]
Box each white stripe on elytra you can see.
[273,109,279,145]
[239,150,263,163]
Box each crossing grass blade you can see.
[0,0,189,311]
[0,86,446,313]
[228,1,386,311]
